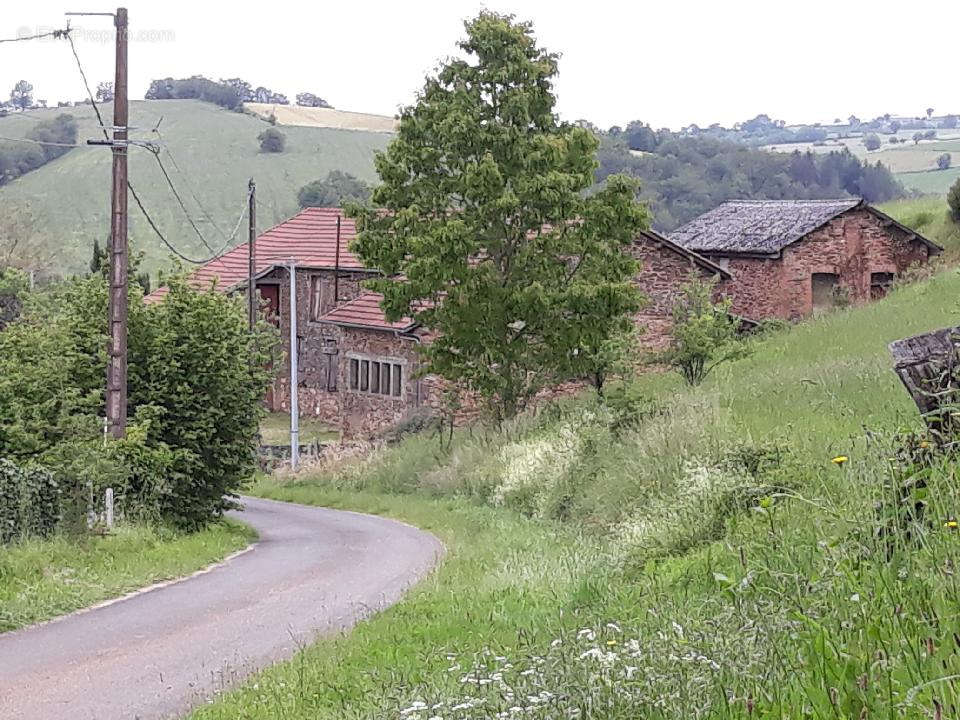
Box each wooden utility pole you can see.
[106,7,129,438]
[248,178,257,330]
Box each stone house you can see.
[669,199,941,321]
[149,207,731,437]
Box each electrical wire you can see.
[0,27,71,44]
[146,149,218,253]
[65,31,109,141]
[130,181,251,264]
[0,134,81,148]
[153,127,229,243]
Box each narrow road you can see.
[0,496,443,720]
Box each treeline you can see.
[144,76,331,112]
[595,132,903,231]
[0,114,77,186]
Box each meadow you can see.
[0,100,390,275]
[192,202,960,718]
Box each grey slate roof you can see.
[669,198,864,255]
[639,229,732,279]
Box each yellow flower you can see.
[945,520,958,529]
[920,440,931,449]
[832,456,848,466]
[606,640,617,646]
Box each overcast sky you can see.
[2,0,957,130]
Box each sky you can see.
[1,0,957,131]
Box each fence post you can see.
[105,487,114,529]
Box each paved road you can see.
[0,496,443,720]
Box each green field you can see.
[0,100,390,275]
[192,205,960,718]
[764,132,960,195]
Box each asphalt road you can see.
[0,496,443,720]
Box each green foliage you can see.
[658,273,749,385]
[597,136,903,231]
[0,113,77,187]
[145,76,245,110]
[297,170,371,208]
[573,323,643,396]
[9,80,32,110]
[257,128,286,153]
[0,458,59,543]
[949,178,960,224]
[863,132,881,151]
[938,152,952,170]
[350,12,649,422]
[0,274,275,530]
[89,238,106,275]
[127,276,275,527]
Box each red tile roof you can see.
[318,292,417,332]
[146,207,372,303]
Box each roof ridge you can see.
[722,198,860,205]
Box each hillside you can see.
[0,100,391,275]
[193,233,960,718]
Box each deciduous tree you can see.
[349,12,649,422]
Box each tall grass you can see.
[197,265,960,719]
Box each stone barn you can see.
[630,229,733,348]
[669,199,941,321]
[148,208,733,437]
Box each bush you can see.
[657,274,750,385]
[297,170,372,209]
[949,178,960,224]
[863,133,881,151]
[0,274,275,530]
[257,128,285,153]
[938,153,952,170]
[0,459,60,543]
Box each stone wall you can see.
[267,266,371,421]
[629,237,731,348]
[715,208,932,321]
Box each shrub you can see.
[938,152,952,170]
[257,128,285,153]
[949,178,960,224]
[863,133,881,151]
[0,274,275,530]
[0,459,60,543]
[657,274,750,385]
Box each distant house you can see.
[148,208,728,437]
[670,199,941,320]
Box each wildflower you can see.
[920,440,931,449]
[606,640,617,646]
[831,456,848,466]
[945,520,958,529]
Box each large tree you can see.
[297,170,371,208]
[349,12,649,422]
[9,80,33,110]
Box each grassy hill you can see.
[192,206,960,718]
[0,100,391,275]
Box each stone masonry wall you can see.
[630,237,732,349]
[269,267,371,422]
[716,208,932,321]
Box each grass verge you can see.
[0,519,254,632]
[194,265,960,719]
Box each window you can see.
[308,275,324,322]
[811,273,839,309]
[348,355,404,397]
[871,271,894,300]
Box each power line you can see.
[146,149,218,253]
[153,127,230,242]
[64,31,109,141]
[0,27,71,44]
[129,181,251,265]
[0,134,81,148]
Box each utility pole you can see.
[247,179,257,331]
[106,7,129,438]
[287,260,300,470]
